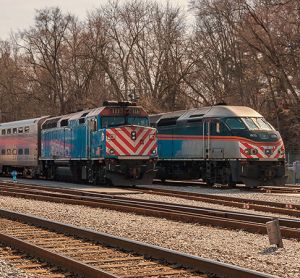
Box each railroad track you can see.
[259,185,300,194]
[1,181,300,241]
[0,245,72,277]
[0,209,272,278]
[154,179,300,194]
[2,180,299,216]
[133,186,300,216]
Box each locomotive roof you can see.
[43,105,147,127]
[0,116,48,128]
[44,108,105,123]
[185,106,262,119]
[150,106,263,124]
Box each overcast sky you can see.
[0,0,189,40]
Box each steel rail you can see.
[0,232,116,278]
[0,208,275,278]
[2,182,300,217]
[2,180,300,211]
[133,186,300,211]
[1,184,300,240]
[153,179,300,194]
[3,182,300,227]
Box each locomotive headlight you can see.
[131,131,136,141]
[152,149,157,154]
[244,148,251,155]
[109,149,115,154]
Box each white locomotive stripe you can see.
[125,127,151,148]
[137,134,156,155]
[139,139,157,156]
[111,133,143,154]
[132,128,150,147]
[106,141,126,155]
[107,129,155,155]
[271,144,283,158]
[108,130,137,154]
[111,128,150,149]
[135,134,153,154]
[136,137,155,155]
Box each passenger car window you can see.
[12,149,17,155]
[18,127,23,133]
[1,149,5,155]
[7,129,11,134]
[24,148,30,155]
[25,126,30,133]
[18,149,23,155]
[13,128,17,134]
[7,149,11,155]
[1,129,5,135]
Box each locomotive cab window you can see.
[242,117,273,131]
[224,118,246,130]
[101,116,149,128]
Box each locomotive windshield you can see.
[225,117,274,131]
[242,117,274,131]
[101,116,149,128]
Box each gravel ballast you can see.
[0,257,31,278]
[0,196,299,277]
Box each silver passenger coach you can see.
[0,116,48,176]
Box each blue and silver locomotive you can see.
[0,101,158,185]
[150,105,286,187]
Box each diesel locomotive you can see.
[0,101,158,185]
[150,105,286,187]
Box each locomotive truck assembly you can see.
[150,105,286,187]
[0,101,158,185]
